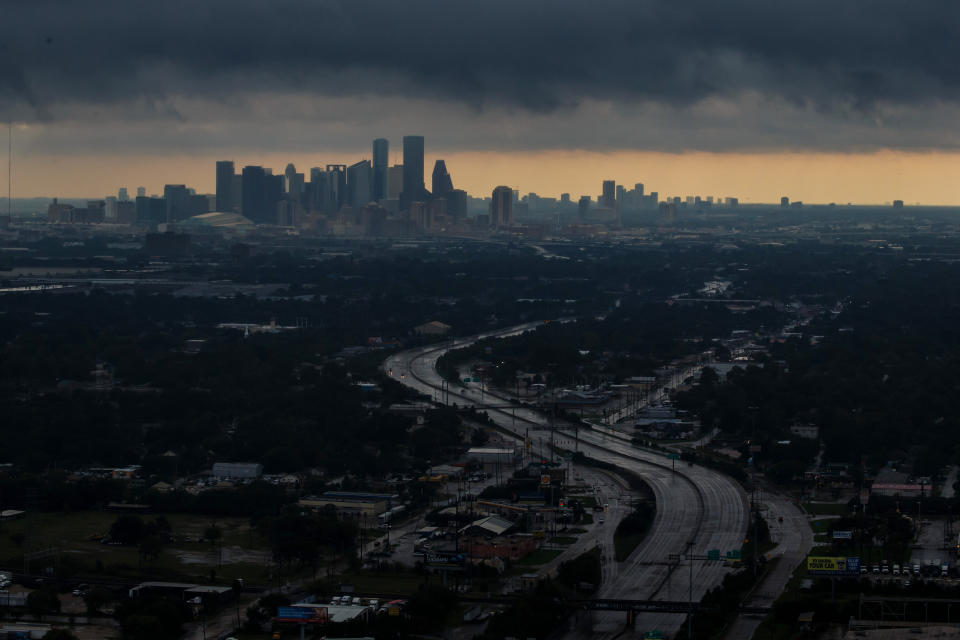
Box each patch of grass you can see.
[515,549,563,566]
[548,536,577,545]
[810,519,834,533]
[0,510,272,584]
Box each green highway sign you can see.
[643,632,664,639]
[668,453,680,460]
[707,549,721,561]
[463,377,472,382]
[726,550,742,560]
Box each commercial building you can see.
[372,138,389,201]
[414,320,451,336]
[490,186,513,227]
[216,160,235,212]
[400,135,426,211]
[299,491,399,517]
[211,462,263,479]
[347,160,372,209]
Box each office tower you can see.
[216,161,235,212]
[309,167,323,211]
[781,196,790,207]
[373,138,389,201]
[635,183,644,197]
[284,163,297,196]
[432,160,453,196]
[136,186,146,198]
[266,174,284,217]
[163,184,190,223]
[324,165,346,213]
[388,165,404,200]
[560,193,570,204]
[601,180,616,209]
[135,196,165,228]
[104,196,118,222]
[118,188,129,202]
[347,160,372,209]
[490,186,513,227]
[400,135,426,211]
[446,189,467,221]
[116,200,136,224]
[241,166,267,223]
[616,185,626,208]
[578,196,591,218]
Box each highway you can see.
[384,321,749,638]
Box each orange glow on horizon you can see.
[8,149,960,206]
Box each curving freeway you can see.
[384,321,749,637]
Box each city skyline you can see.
[3,1,960,206]
[6,143,960,206]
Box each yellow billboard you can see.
[806,556,860,575]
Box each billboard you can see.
[806,556,860,576]
[276,605,328,623]
[832,530,853,540]
[425,551,466,571]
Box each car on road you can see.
[72,583,89,597]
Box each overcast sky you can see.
[3,0,960,200]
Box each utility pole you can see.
[687,540,694,640]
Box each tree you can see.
[139,534,165,562]
[42,631,79,640]
[83,587,113,615]
[27,587,61,619]
[204,523,223,566]
[109,515,145,545]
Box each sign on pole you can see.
[806,556,861,576]
[832,530,853,540]
[707,549,721,561]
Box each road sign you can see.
[463,377,472,382]
[707,549,721,561]
[726,550,742,560]
[643,631,664,639]
[668,453,680,460]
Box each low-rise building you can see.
[212,462,263,479]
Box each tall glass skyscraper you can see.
[400,135,425,211]
[372,138,389,202]
[216,160,235,212]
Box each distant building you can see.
[432,159,454,196]
[136,196,166,228]
[241,166,268,223]
[445,189,467,222]
[780,196,790,207]
[388,164,404,200]
[163,184,190,223]
[211,462,263,479]
[789,424,819,439]
[347,160,372,209]
[414,320,451,336]
[216,160,235,212]
[893,200,904,208]
[400,135,426,211]
[490,186,513,227]
[578,196,591,219]
[372,138,389,201]
[601,180,616,209]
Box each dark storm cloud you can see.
[2,0,959,151]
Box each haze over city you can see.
[4,0,960,203]
[5,3,960,640]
